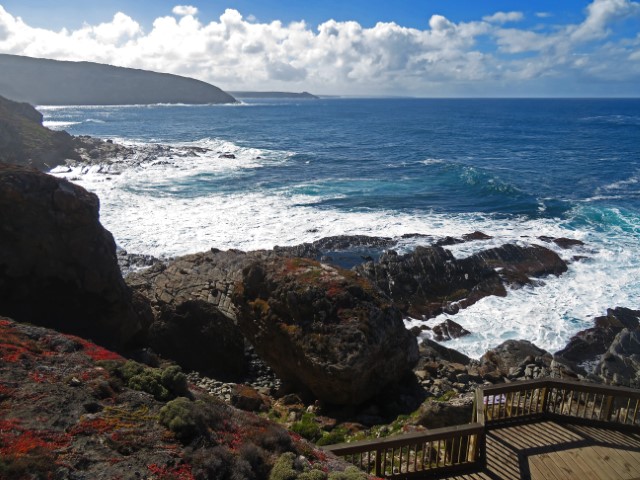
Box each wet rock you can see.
[554,307,640,374]
[431,319,471,341]
[538,236,585,249]
[356,243,566,319]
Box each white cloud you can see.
[172,5,198,17]
[0,2,638,96]
[483,12,524,24]
[536,12,553,19]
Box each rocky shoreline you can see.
[1,97,639,479]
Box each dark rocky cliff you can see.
[0,54,236,105]
[0,95,79,170]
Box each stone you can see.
[480,340,551,376]
[230,384,270,412]
[0,163,151,351]
[233,256,419,405]
[412,396,474,429]
[431,319,471,341]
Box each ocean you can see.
[41,98,640,358]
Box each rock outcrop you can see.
[0,163,150,350]
[0,95,79,170]
[554,307,640,374]
[356,243,567,318]
[233,256,419,405]
[595,329,640,387]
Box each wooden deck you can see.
[443,420,640,480]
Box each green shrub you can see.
[327,467,368,480]
[290,413,322,442]
[316,427,347,446]
[101,360,188,401]
[161,365,188,395]
[269,452,298,480]
[128,371,171,400]
[299,470,327,480]
[159,397,200,442]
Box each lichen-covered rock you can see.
[0,163,150,350]
[234,257,419,405]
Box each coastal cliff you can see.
[0,54,236,105]
[0,95,79,170]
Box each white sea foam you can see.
[51,139,640,359]
[43,120,81,129]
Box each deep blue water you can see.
[46,98,640,218]
[42,98,640,357]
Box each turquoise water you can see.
[42,98,640,357]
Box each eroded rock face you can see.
[0,163,150,350]
[126,250,249,379]
[356,243,567,319]
[233,256,419,405]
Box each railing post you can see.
[375,448,382,477]
[541,385,550,414]
[604,395,615,421]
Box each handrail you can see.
[325,423,485,478]
[324,378,640,478]
[327,423,484,456]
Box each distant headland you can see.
[0,54,236,105]
[230,91,319,99]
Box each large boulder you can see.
[356,243,567,318]
[126,250,249,380]
[0,163,150,350]
[233,256,419,405]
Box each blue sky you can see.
[0,1,592,30]
[0,1,639,96]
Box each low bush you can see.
[290,414,322,442]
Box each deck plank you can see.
[438,420,640,480]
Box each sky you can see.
[0,1,639,97]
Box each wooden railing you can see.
[324,423,484,478]
[324,378,640,479]
[481,379,640,429]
